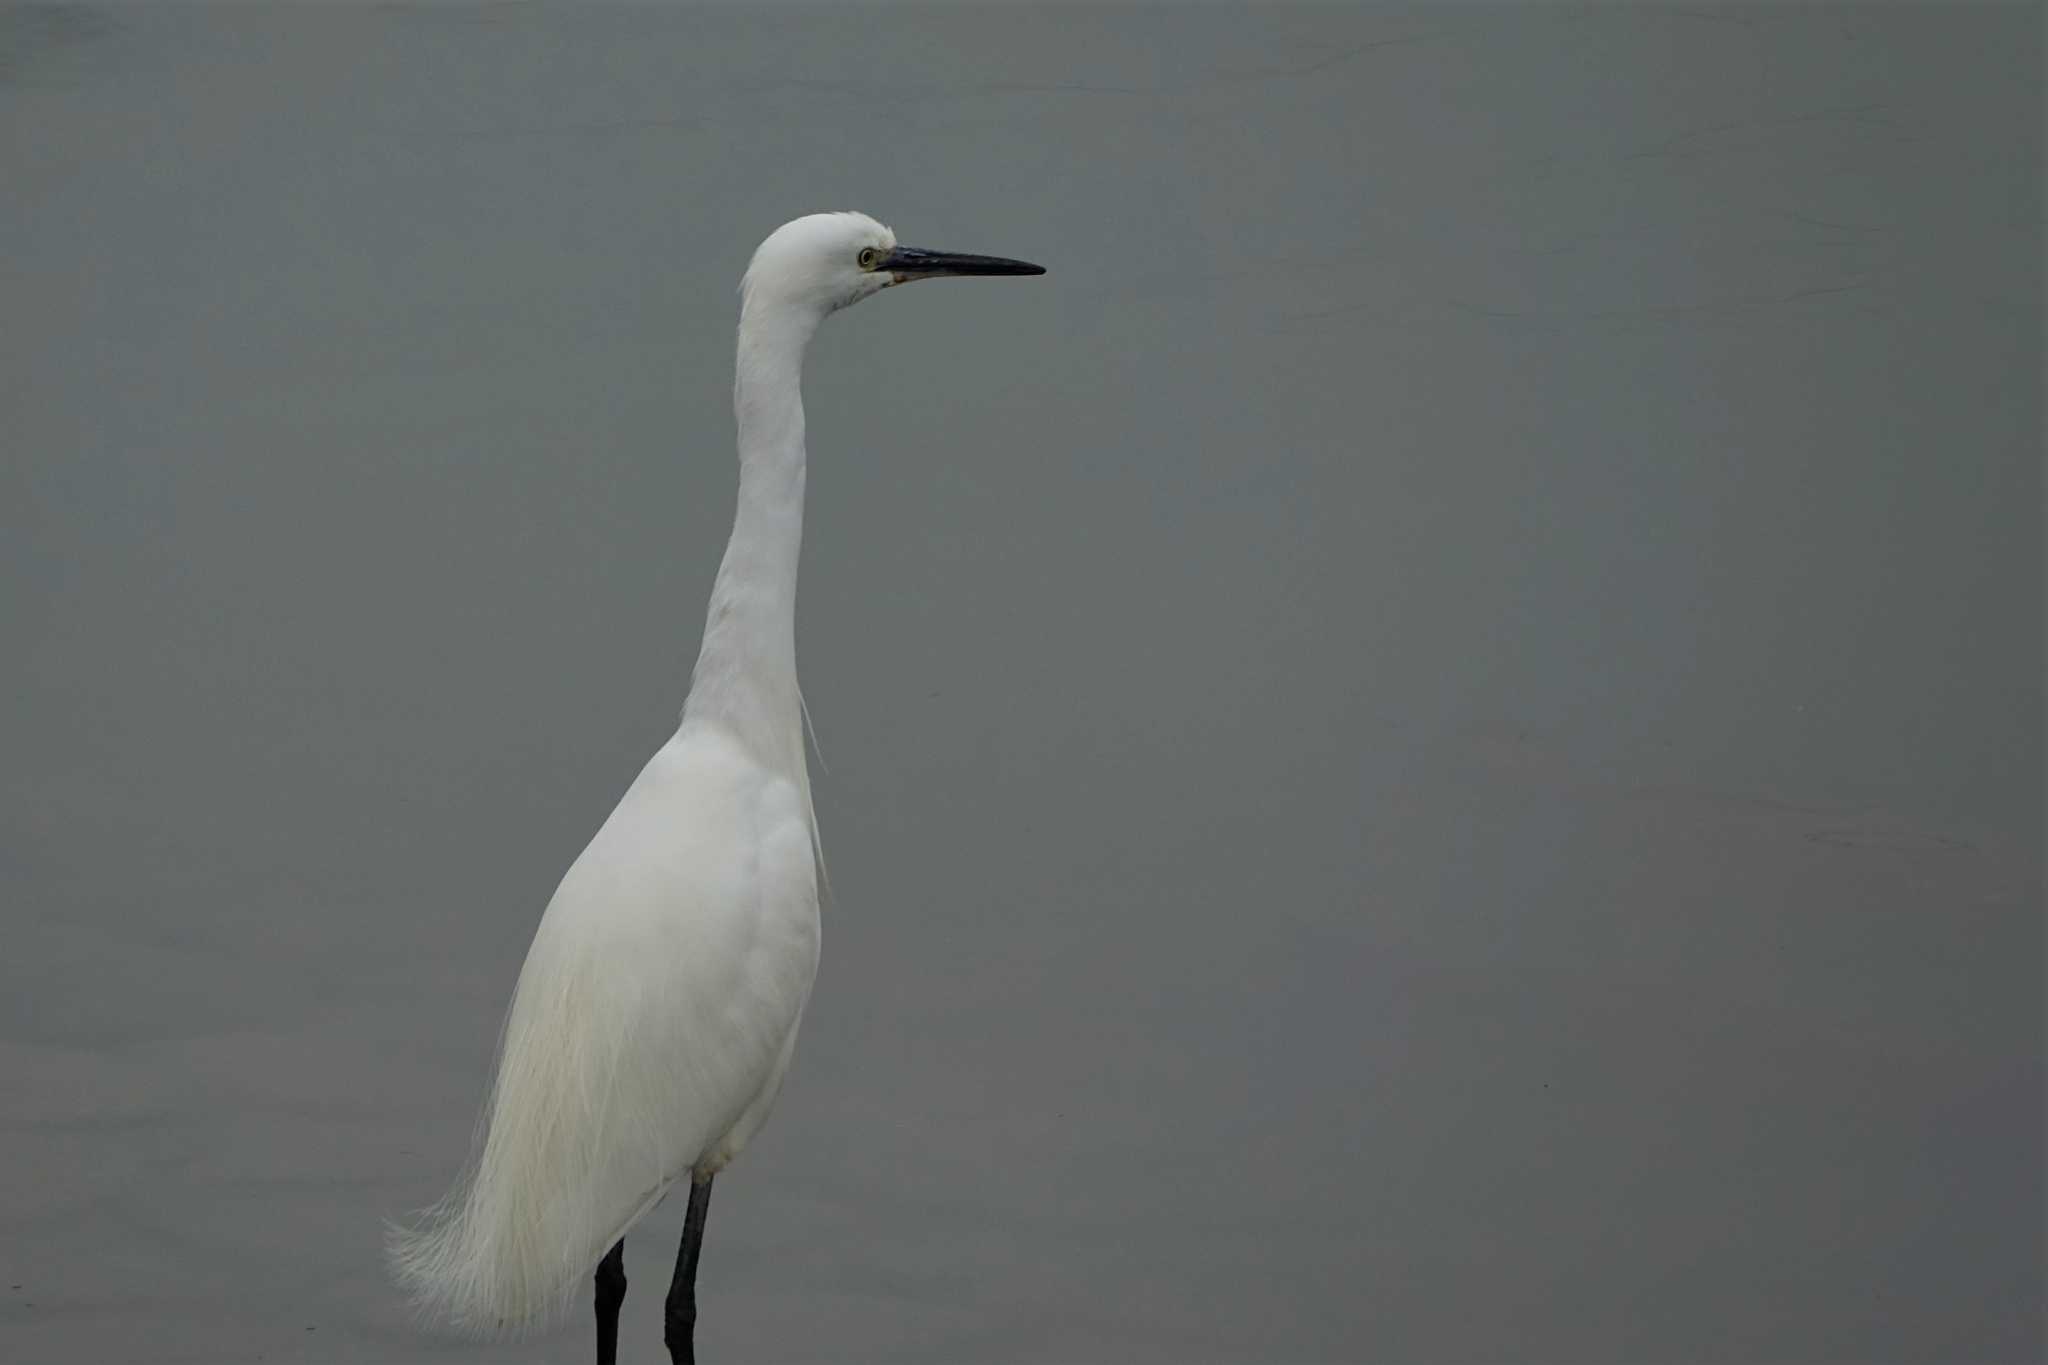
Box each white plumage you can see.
[389,725,819,1331]
[388,213,1042,1354]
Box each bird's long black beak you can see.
[882,246,1046,281]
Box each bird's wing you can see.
[389,725,818,1334]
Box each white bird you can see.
[388,212,1043,1364]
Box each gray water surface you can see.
[3,5,2040,1362]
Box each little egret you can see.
[388,212,1043,1364]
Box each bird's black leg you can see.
[664,1175,716,1365]
[595,1238,627,1365]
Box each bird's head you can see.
[740,212,1044,321]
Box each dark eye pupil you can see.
[859,248,876,268]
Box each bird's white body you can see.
[389,212,1041,1345]
[391,722,820,1331]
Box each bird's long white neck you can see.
[680,300,820,782]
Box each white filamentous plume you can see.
[386,213,1043,1352]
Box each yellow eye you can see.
[857,247,879,270]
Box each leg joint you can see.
[595,1243,628,1305]
[663,1294,698,1363]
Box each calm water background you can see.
[3,5,2040,1362]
